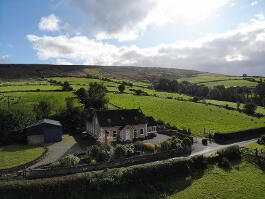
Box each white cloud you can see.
[27,15,265,75]
[66,0,229,41]
[38,14,60,31]
[250,1,258,6]
[56,59,73,65]
[0,55,9,62]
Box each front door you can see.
[125,129,130,140]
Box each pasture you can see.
[0,145,45,169]
[204,99,265,115]
[108,93,265,136]
[200,79,257,87]
[167,161,265,199]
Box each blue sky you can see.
[1,0,265,75]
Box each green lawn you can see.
[244,142,265,149]
[167,161,265,199]
[108,93,265,136]
[0,145,45,169]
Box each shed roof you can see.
[96,109,147,127]
[26,119,62,129]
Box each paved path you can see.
[31,135,83,168]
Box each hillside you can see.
[0,64,201,82]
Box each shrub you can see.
[88,144,112,162]
[218,157,232,169]
[142,143,156,153]
[113,144,134,159]
[243,103,257,114]
[60,154,80,167]
[217,145,240,160]
[257,135,265,145]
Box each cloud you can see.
[250,1,258,6]
[65,0,229,41]
[27,15,265,76]
[0,55,9,63]
[38,14,61,31]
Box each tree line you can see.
[155,78,265,107]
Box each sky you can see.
[0,0,265,76]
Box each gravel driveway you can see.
[30,135,83,168]
[144,133,170,144]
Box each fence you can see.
[25,148,189,179]
[240,147,265,169]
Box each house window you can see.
[105,130,110,136]
[113,131,117,138]
[140,129,144,135]
[134,129,137,138]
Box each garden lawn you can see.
[108,93,265,136]
[167,161,265,199]
[0,145,45,169]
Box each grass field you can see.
[166,161,265,199]
[203,99,265,115]
[0,91,76,113]
[178,73,243,83]
[0,145,45,169]
[108,93,265,136]
[0,85,61,92]
[244,142,265,149]
[201,80,257,87]
[178,73,258,87]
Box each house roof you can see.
[96,109,147,127]
[26,119,62,129]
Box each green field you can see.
[201,80,257,87]
[108,93,265,136]
[0,145,45,169]
[178,73,258,87]
[0,84,61,92]
[0,91,76,113]
[178,73,243,83]
[203,99,265,115]
[166,161,265,199]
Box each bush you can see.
[147,132,156,139]
[142,143,156,153]
[243,103,257,114]
[257,135,265,145]
[88,144,112,162]
[60,154,80,167]
[217,145,240,160]
[218,157,232,169]
[113,144,134,159]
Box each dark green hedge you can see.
[0,155,206,199]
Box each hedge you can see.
[214,127,265,144]
[0,155,206,199]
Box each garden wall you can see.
[214,127,265,144]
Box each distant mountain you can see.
[0,64,202,82]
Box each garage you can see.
[26,119,63,145]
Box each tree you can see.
[75,83,109,110]
[0,109,35,144]
[33,100,53,120]
[62,81,73,91]
[243,103,257,114]
[118,84,125,93]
